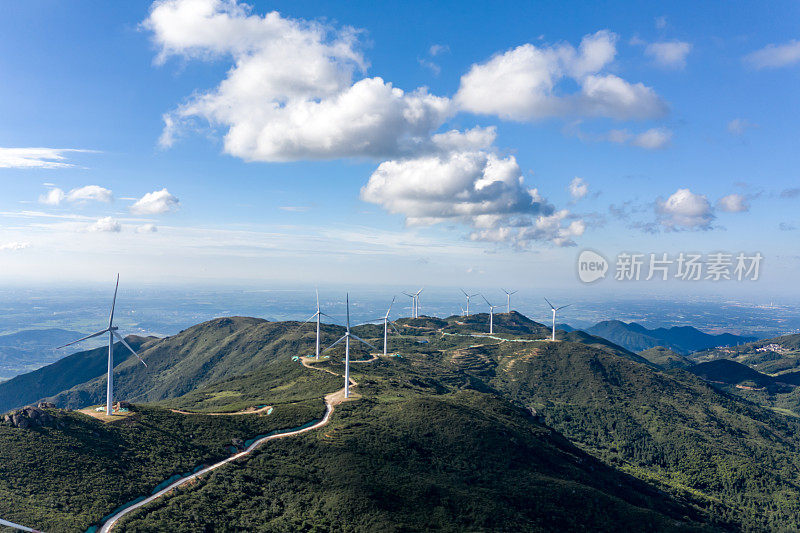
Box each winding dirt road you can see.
[98,357,366,532]
[0,518,42,532]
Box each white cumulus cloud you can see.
[66,185,113,203]
[87,217,122,233]
[145,0,451,161]
[361,148,583,247]
[656,188,714,230]
[136,223,159,233]
[39,188,66,206]
[130,188,180,215]
[455,31,667,121]
[644,41,691,69]
[717,193,750,213]
[744,40,800,69]
[38,185,113,205]
[630,128,672,149]
[568,177,588,200]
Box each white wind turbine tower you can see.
[56,275,147,416]
[481,295,503,334]
[300,289,333,359]
[371,296,401,356]
[402,292,416,318]
[403,288,423,318]
[323,294,377,398]
[502,288,517,313]
[461,289,479,316]
[544,297,570,342]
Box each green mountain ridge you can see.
[2,311,799,531]
[585,320,755,354]
[0,336,153,413]
[638,346,694,369]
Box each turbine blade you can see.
[316,287,319,310]
[319,312,335,320]
[461,288,468,297]
[301,312,319,324]
[112,331,147,367]
[557,304,571,311]
[108,273,120,328]
[291,312,319,335]
[323,335,346,353]
[386,296,395,317]
[389,321,402,336]
[481,294,491,306]
[350,333,378,351]
[544,297,555,310]
[55,328,109,349]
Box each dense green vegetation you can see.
[46,318,351,409]
[440,338,800,530]
[5,312,800,531]
[687,359,787,390]
[158,357,341,413]
[117,391,708,533]
[0,336,152,414]
[0,400,324,532]
[639,346,694,369]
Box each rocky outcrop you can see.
[2,405,65,429]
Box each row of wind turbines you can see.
[300,288,571,398]
[55,277,571,414]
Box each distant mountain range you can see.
[578,320,756,354]
[0,328,87,380]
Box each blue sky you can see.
[0,0,798,295]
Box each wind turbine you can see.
[299,289,333,359]
[544,297,571,341]
[481,295,503,334]
[402,292,416,318]
[323,294,377,398]
[370,297,401,356]
[501,288,517,313]
[461,289,479,316]
[403,288,423,318]
[56,275,147,416]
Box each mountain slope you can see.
[639,347,694,369]
[116,391,708,532]
[46,317,351,409]
[442,339,800,529]
[0,400,324,532]
[0,336,153,414]
[585,320,754,354]
[687,359,779,389]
